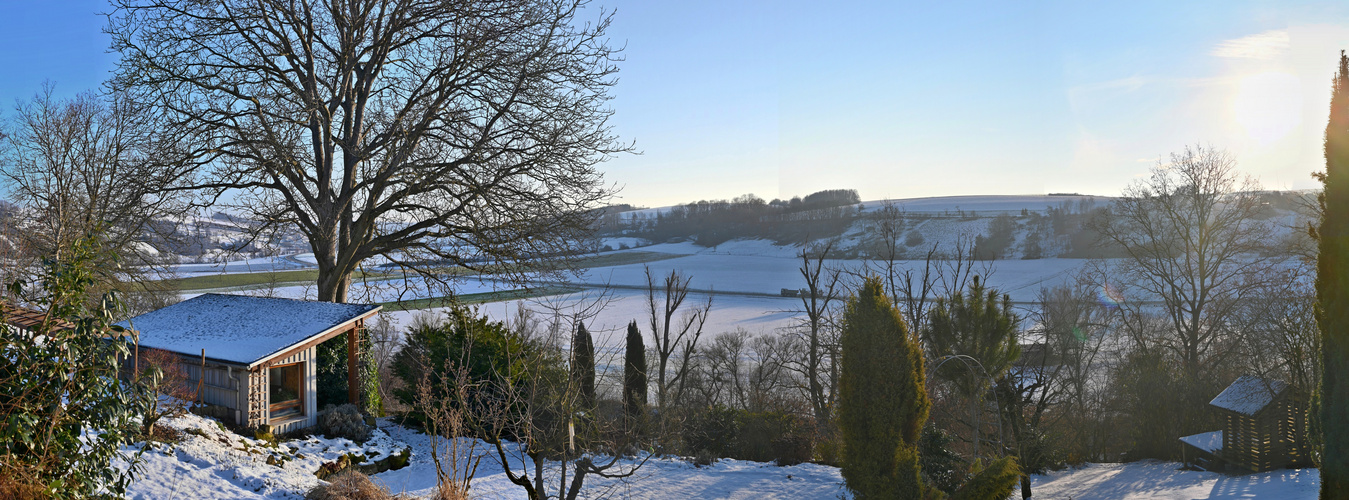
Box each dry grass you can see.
[305,471,393,500]
[0,464,49,500]
[427,483,468,500]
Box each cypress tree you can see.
[623,320,648,428]
[571,322,596,411]
[1320,49,1349,499]
[839,277,930,499]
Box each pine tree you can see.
[923,275,1022,398]
[623,320,648,430]
[1319,49,1349,499]
[838,277,930,499]
[571,322,597,412]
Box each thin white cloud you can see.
[1212,30,1290,60]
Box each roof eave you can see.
[245,305,382,370]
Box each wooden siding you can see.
[1220,395,1309,472]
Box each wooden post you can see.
[347,324,360,405]
[198,349,205,405]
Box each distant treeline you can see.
[603,189,862,247]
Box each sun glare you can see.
[1233,71,1303,145]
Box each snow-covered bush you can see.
[321,404,373,443]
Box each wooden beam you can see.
[347,323,360,405]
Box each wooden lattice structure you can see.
[1209,375,1309,472]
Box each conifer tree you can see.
[923,275,1022,398]
[571,322,596,412]
[1319,49,1349,499]
[839,277,930,498]
[623,321,648,429]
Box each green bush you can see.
[682,406,738,458]
[681,407,814,466]
[0,236,151,498]
[391,306,564,443]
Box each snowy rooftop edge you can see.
[1209,375,1288,416]
[1179,430,1224,454]
[118,293,380,366]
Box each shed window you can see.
[269,363,303,419]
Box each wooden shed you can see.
[119,294,380,434]
[1182,375,1309,472]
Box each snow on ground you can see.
[373,418,847,499]
[382,290,802,347]
[126,412,846,500]
[126,412,1321,500]
[1029,461,1318,499]
[583,250,1085,303]
[125,412,404,499]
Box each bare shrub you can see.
[136,347,198,437]
[305,470,392,500]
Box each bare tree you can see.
[643,266,712,413]
[479,307,649,500]
[788,242,842,427]
[1091,145,1276,381]
[0,86,186,311]
[107,0,629,303]
[860,207,991,335]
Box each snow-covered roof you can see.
[1179,430,1224,454]
[119,294,380,367]
[1209,375,1288,416]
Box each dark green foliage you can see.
[623,321,647,431]
[1320,50,1349,499]
[361,330,382,417]
[838,277,931,499]
[919,426,966,494]
[391,306,529,429]
[950,456,1022,500]
[973,214,1016,260]
[0,236,150,498]
[315,330,379,414]
[1113,351,1185,459]
[923,276,1021,398]
[571,322,596,412]
[316,332,349,410]
[630,189,861,247]
[680,407,814,466]
[682,406,738,458]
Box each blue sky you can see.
[4,1,1349,207]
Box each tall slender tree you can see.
[571,322,596,412]
[1318,49,1349,498]
[838,277,929,498]
[623,320,647,434]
